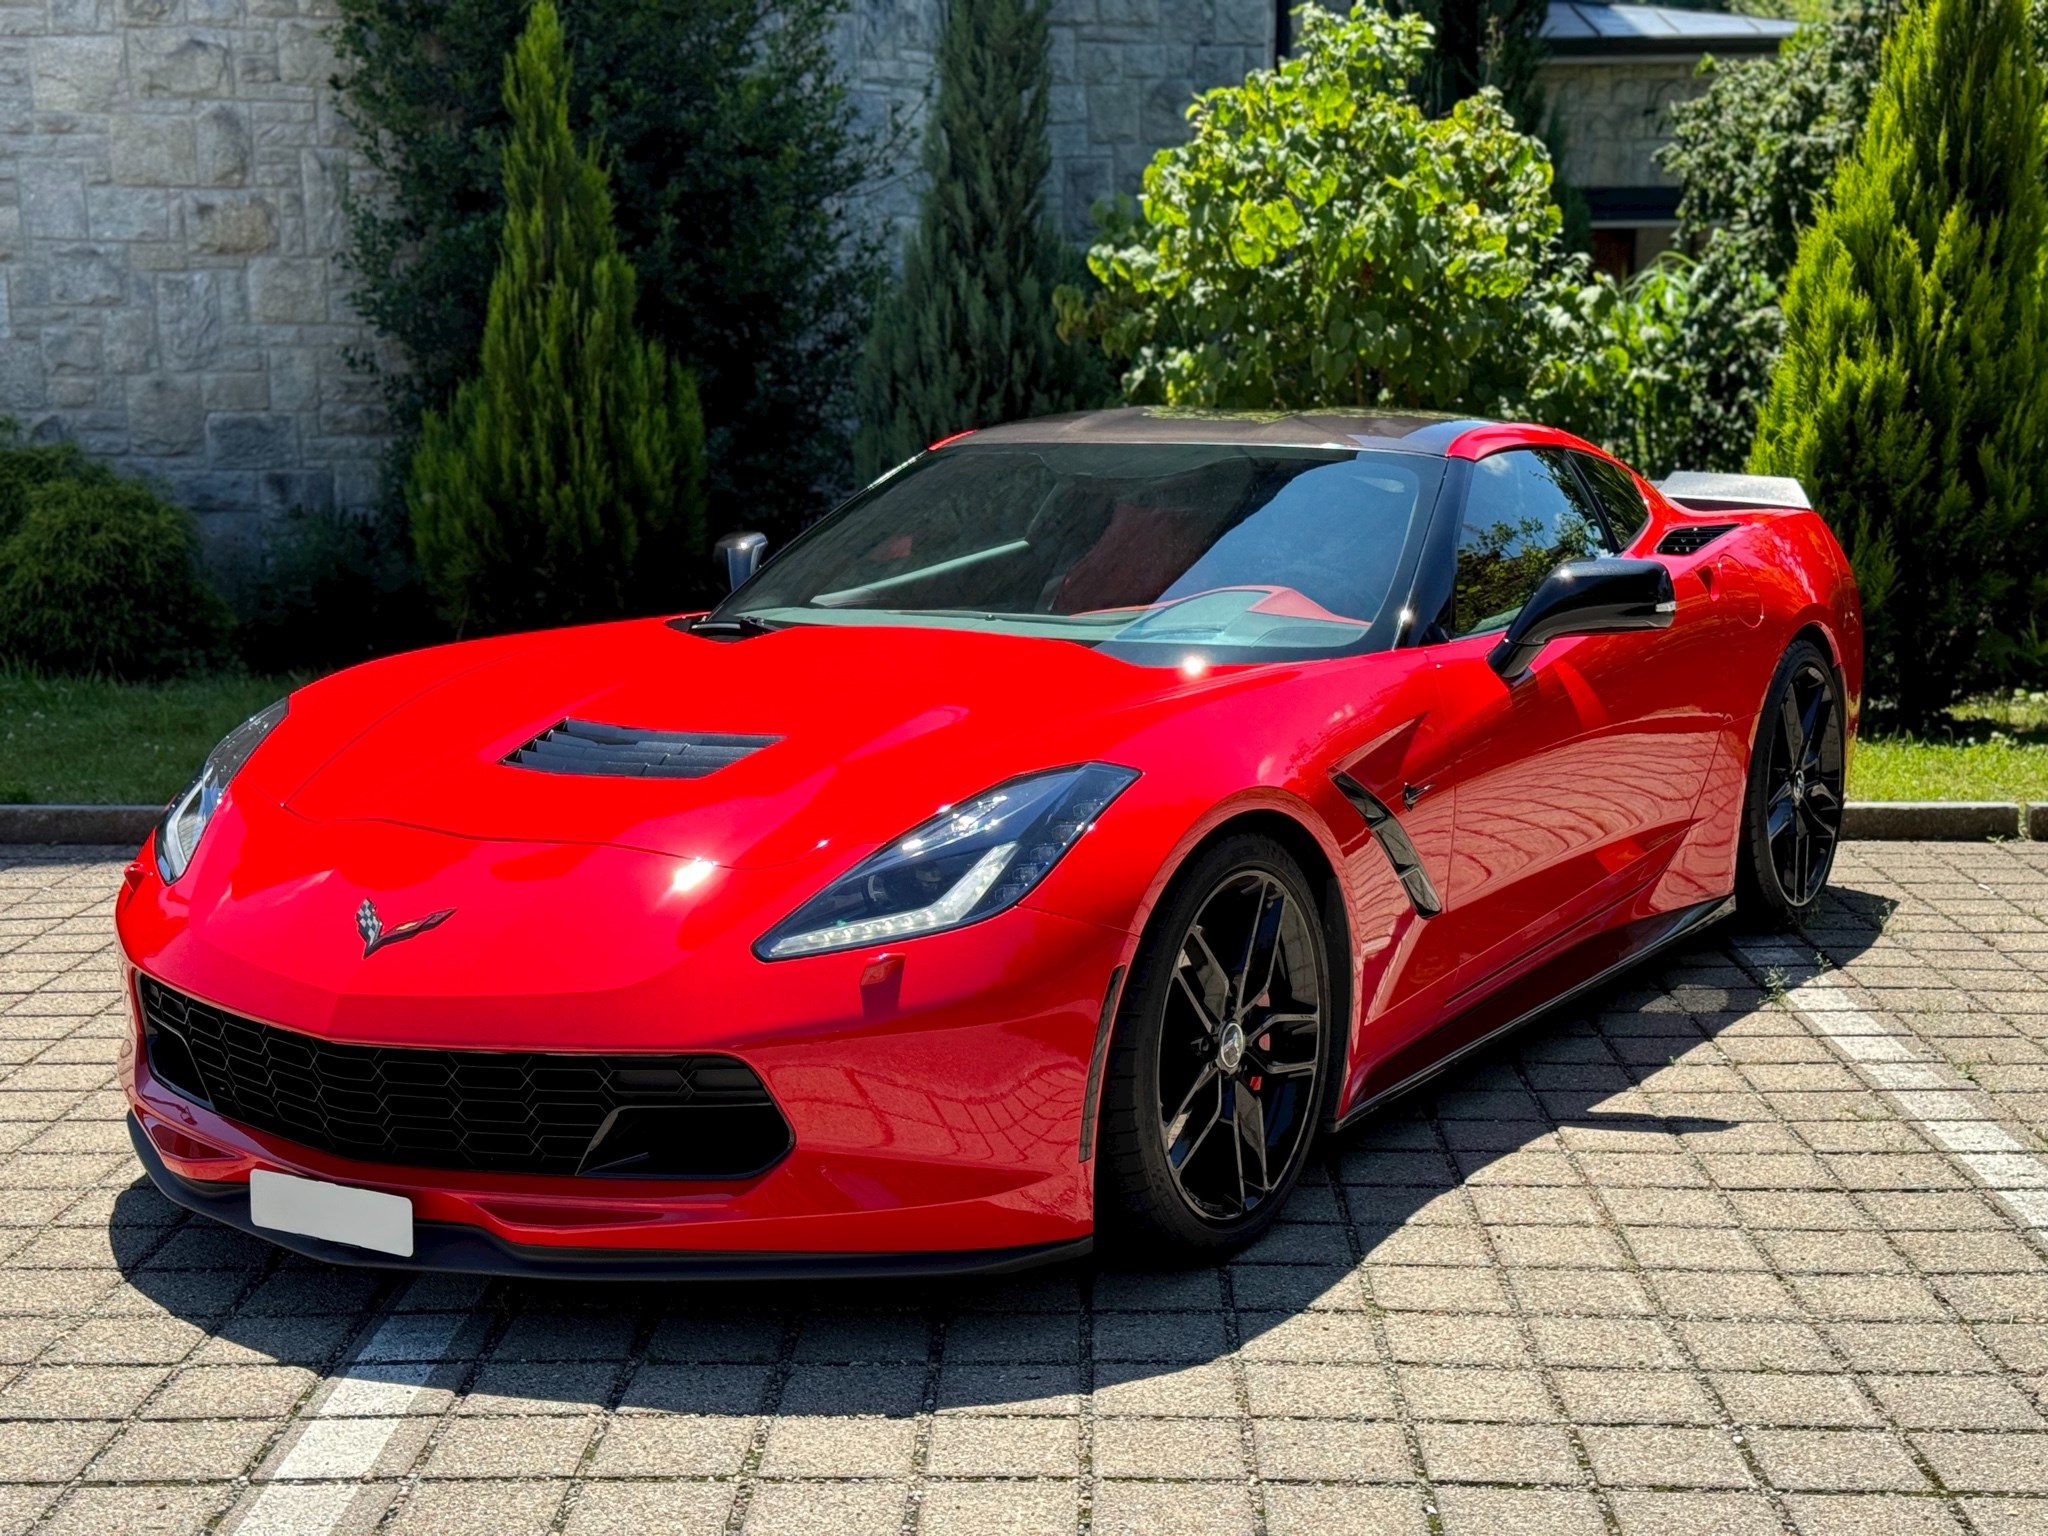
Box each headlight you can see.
[155,700,288,884]
[757,762,1138,959]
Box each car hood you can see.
[280,619,1204,867]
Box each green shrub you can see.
[1751,0,2048,727]
[237,504,441,673]
[1649,0,1899,472]
[853,0,1110,478]
[406,2,706,636]
[0,473,232,681]
[1528,255,1711,480]
[337,0,880,545]
[1058,5,1578,416]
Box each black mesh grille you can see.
[1655,523,1739,556]
[504,718,779,779]
[137,976,791,1179]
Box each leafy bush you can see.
[1059,5,1575,415]
[0,460,232,681]
[337,0,880,544]
[406,2,706,636]
[1647,0,1899,471]
[1527,256,1711,480]
[1752,0,2048,727]
[853,0,1110,479]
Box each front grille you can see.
[503,718,779,779]
[1655,523,1738,556]
[137,976,791,1180]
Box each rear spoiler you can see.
[1654,472,1812,512]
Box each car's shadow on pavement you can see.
[107,887,1892,1417]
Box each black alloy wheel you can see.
[1096,835,1333,1254]
[1739,638,1846,920]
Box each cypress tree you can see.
[1750,0,2048,727]
[853,0,1108,480]
[406,1,705,635]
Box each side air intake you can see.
[1332,772,1443,917]
[504,719,779,779]
[1655,523,1739,556]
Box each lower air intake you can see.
[136,976,791,1180]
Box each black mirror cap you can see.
[1487,557,1676,680]
[714,530,769,592]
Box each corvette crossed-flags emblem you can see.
[356,898,455,958]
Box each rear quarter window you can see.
[1574,453,1651,546]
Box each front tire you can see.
[1736,637,1845,923]
[1095,834,1333,1257]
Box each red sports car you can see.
[118,410,1859,1277]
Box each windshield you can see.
[713,442,1445,662]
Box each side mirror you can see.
[714,531,768,592]
[1487,558,1675,680]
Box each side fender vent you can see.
[1332,772,1443,917]
[504,719,780,779]
[1655,523,1739,556]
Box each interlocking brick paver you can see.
[4,843,2048,1530]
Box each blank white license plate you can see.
[249,1170,414,1257]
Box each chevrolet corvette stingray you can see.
[118,409,1860,1276]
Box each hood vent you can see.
[504,718,780,779]
[1655,523,1738,556]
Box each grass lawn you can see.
[0,668,306,806]
[4,667,2048,806]
[1853,692,2048,802]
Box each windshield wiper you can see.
[687,613,782,637]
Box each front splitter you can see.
[127,1114,1093,1282]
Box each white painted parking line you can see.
[231,1485,360,1536]
[230,1290,468,1533]
[1732,937,2048,1230]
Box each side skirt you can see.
[1334,895,1735,1132]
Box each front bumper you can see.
[129,1114,1091,1281]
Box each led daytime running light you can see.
[764,842,1016,957]
[756,762,1137,959]
[154,699,287,884]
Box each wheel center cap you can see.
[1218,1022,1246,1075]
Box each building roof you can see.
[1544,0,1799,57]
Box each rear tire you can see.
[1736,637,1845,924]
[1095,834,1333,1257]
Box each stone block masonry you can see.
[838,0,1277,248]
[0,0,390,559]
[0,0,1276,542]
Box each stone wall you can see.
[839,0,1276,246]
[0,0,1277,546]
[0,0,390,561]
[1537,58,1698,193]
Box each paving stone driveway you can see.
[3,842,2047,1536]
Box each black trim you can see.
[1400,455,1471,647]
[1578,186,1685,223]
[1337,895,1733,1130]
[1549,36,1787,59]
[1077,965,1125,1162]
[1656,523,1740,556]
[127,1115,1091,1282]
[504,719,780,780]
[1331,773,1443,917]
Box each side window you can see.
[1574,452,1650,546]
[1449,450,1608,637]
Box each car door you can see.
[1419,448,1721,1002]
